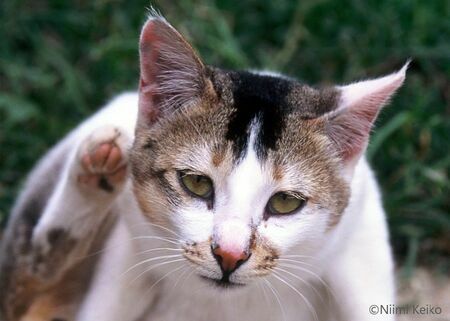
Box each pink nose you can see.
[211,245,250,273]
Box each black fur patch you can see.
[225,71,293,159]
[98,176,114,192]
[47,228,66,246]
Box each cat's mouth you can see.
[200,275,245,289]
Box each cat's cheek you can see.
[256,217,302,252]
[257,208,329,254]
[174,206,214,243]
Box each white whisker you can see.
[128,258,186,285]
[282,254,318,260]
[257,281,272,318]
[278,263,337,302]
[275,266,326,306]
[122,254,182,277]
[75,235,180,262]
[276,258,316,268]
[135,247,183,256]
[263,278,286,321]
[136,265,186,307]
[131,236,180,245]
[171,265,191,290]
[179,265,198,289]
[272,272,319,321]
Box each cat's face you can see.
[130,15,406,288]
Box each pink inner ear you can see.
[137,18,205,126]
[139,21,164,87]
[138,21,166,123]
[327,104,377,163]
[327,65,407,164]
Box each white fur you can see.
[213,127,268,252]
[338,62,409,110]
[31,91,395,321]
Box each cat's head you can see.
[130,14,407,288]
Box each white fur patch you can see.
[213,126,270,251]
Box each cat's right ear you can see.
[324,63,409,174]
[138,14,207,126]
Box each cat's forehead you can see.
[145,69,341,175]
[211,69,340,160]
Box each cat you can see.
[0,12,408,321]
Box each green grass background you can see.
[1,0,449,271]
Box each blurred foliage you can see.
[0,0,449,265]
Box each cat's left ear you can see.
[325,62,409,172]
[138,14,209,126]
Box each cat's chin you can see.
[199,275,246,290]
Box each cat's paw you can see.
[76,125,130,194]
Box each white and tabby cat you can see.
[0,13,408,321]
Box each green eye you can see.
[178,171,214,199]
[267,192,306,215]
